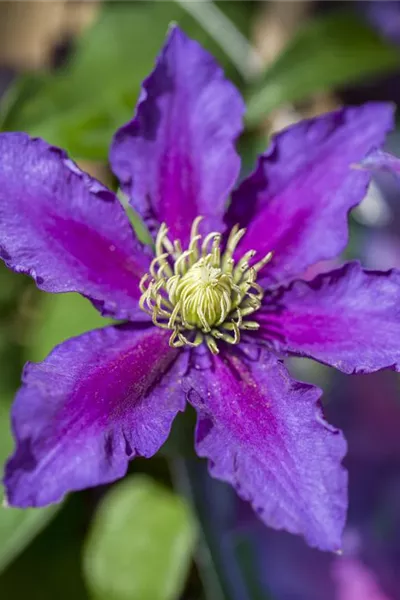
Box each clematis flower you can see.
[1,26,400,552]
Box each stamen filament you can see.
[139,217,272,353]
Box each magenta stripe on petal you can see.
[259,261,400,374]
[185,347,347,551]
[4,325,186,507]
[110,25,244,246]
[0,133,151,320]
[227,103,394,286]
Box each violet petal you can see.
[332,557,392,600]
[184,347,347,551]
[259,261,400,374]
[110,25,244,245]
[360,148,400,179]
[0,133,151,320]
[4,325,186,507]
[227,103,394,286]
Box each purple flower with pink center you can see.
[1,26,400,552]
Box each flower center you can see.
[139,217,272,354]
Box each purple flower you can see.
[0,26,399,551]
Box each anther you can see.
[139,217,272,353]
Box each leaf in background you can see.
[0,400,59,574]
[0,493,88,600]
[0,1,251,161]
[27,291,112,363]
[0,266,29,393]
[5,2,172,160]
[246,10,400,126]
[83,475,197,600]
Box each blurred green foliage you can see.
[0,401,59,575]
[0,1,251,161]
[27,292,111,363]
[246,10,400,126]
[0,494,89,600]
[83,476,197,600]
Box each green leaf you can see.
[0,401,58,574]
[83,476,197,600]
[246,10,400,126]
[0,495,88,599]
[3,3,168,159]
[27,292,112,363]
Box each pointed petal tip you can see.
[186,347,348,552]
[110,23,244,245]
[228,102,395,284]
[259,260,400,374]
[166,21,185,40]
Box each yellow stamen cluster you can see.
[139,217,272,354]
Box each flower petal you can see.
[0,133,151,320]
[360,148,400,179]
[332,557,392,600]
[258,261,400,374]
[226,103,394,285]
[4,325,185,507]
[184,347,347,551]
[110,25,244,246]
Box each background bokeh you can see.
[0,2,400,599]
